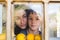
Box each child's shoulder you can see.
[39,31,42,35]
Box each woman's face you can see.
[15,10,27,29]
[28,12,40,31]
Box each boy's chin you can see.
[31,28,37,31]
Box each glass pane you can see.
[46,3,60,40]
[12,2,43,40]
[0,4,6,40]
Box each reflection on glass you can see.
[47,3,60,40]
[0,4,6,40]
[0,4,3,34]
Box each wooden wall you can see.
[0,0,60,2]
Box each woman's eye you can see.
[23,15,27,18]
[16,17,20,20]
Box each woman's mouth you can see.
[20,24,26,27]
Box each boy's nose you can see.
[32,20,36,24]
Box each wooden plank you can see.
[6,0,12,40]
[13,0,42,2]
[50,0,60,1]
[0,0,5,2]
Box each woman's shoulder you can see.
[20,30,27,35]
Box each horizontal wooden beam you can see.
[50,0,60,1]
[0,0,5,2]
[12,0,60,3]
[13,0,42,2]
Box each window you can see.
[12,2,44,40]
[45,2,60,40]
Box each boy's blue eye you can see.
[28,18,39,20]
[36,18,39,20]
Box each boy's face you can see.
[28,13,40,31]
[15,10,27,29]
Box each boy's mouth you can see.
[31,25,36,27]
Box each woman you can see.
[14,9,27,35]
